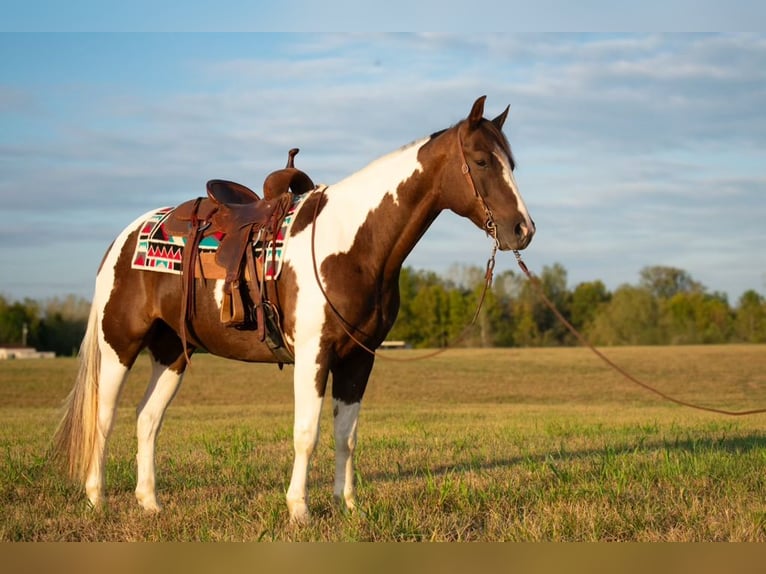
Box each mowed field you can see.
[2,345,766,541]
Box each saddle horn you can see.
[286,148,299,168]
[262,148,315,200]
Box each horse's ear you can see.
[492,105,510,131]
[468,95,487,129]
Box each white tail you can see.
[53,303,101,482]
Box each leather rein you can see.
[309,125,766,415]
[309,125,498,361]
[511,250,766,417]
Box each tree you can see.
[570,280,611,331]
[533,263,572,345]
[388,267,419,343]
[389,262,753,348]
[0,295,40,347]
[588,285,661,345]
[662,291,732,344]
[734,290,766,343]
[639,266,704,299]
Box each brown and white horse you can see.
[54,96,535,522]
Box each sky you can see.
[1,32,765,303]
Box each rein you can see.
[307,154,765,415]
[308,124,507,361]
[306,124,764,416]
[309,184,498,362]
[307,124,503,361]
[512,250,766,417]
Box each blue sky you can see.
[1,33,765,303]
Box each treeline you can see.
[1,263,765,355]
[389,264,766,348]
[0,294,91,357]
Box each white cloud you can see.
[0,33,764,302]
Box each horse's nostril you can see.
[514,221,527,239]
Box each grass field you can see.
[2,345,766,541]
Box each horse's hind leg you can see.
[84,349,131,509]
[135,324,188,512]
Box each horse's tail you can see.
[53,302,101,483]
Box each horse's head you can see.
[444,96,535,251]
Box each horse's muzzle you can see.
[498,218,535,250]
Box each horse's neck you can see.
[324,137,442,277]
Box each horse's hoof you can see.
[287,499,310,524]
[334,495,366,518]
[136,493,162,513]
[333,494,356,514]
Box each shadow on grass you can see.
[363,431,766,483]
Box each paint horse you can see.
[54,96,535,522]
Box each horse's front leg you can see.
[286,350,329,523]
[331,352,374,513]
[332,400,361,511]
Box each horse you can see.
[53,96,535,523]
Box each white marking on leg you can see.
[333,399,360,511]
[84,357,128,508]
[285,340,327,523]
[135,357,184,512]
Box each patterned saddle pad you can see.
[131,193,306,280]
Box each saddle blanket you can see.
[130,193,307,280]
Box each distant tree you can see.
[662,291,732,344]
[389,262,759,348]
[639,266,704,299]
[445,287,474,345]
[35,296,88,355]
[500,269,541,346]
[588,285,661,345]
[734,290,766,343]
[445,264,486,346]
[488,271,518,347]
[37,312,87,356]
[534,263,572,345]
[569,280,611,331]
[0,296,41,347]
[512,306,541,347]
[388,267,419,343]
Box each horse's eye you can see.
[476,158,488,168]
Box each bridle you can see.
[456,122,499,248]
[309,123,500,360]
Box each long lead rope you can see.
[513,250,766,416]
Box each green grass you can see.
[1,345,766,540]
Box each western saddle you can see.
[163,149,316,364]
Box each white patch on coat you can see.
[93,210,159,363]
[284,138,427,351]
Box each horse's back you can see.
[97,207,300,364]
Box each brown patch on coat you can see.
[101,229,158,368]
[290,191,327,236]
[313,140,446,402]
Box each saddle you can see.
[163,149,316,364]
